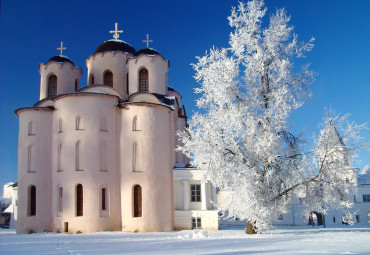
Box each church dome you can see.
[47,55,75,66]
[133,48,161,57]
[95,39,136,55]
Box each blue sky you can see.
[1,0,369,191]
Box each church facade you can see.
[15,27,218,234]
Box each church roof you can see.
[95,39,136,55]
[131,48,168,64]
[133,48,161,57]
[327,120,346,147]
[47,55,75,66]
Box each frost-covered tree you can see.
[301,110,367,225]
[177,0,366,233]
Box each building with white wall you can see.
[15,26,218,234]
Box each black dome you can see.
[133,48,161,57]
[95,39,136,55]
[47,55,75,65]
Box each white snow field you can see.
[1,226,369,255]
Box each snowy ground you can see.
[1,226,369,255]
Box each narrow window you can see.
[29,185,36,216]
[356,215,360,223]
[89,74,95,85]
[76,140,81,171]
[333,217,336,223]
[104,71,113,87]
[58,118,63,133]
[27,145,33,173]
[190,184,201,202]
[57,143,62,171]
[132,142,138,172]
[368,212,370,223]
[132,116,138,131]
[192,217,201,229]
[100,117,107,131]
[76,116,83,130]
[134,185,142,217]
[139,69,149,92]
[48,75,57,97]
[75,79,79,91]
[28,121,35,136]
[76,184,83,216]
[58,187,63,215]
[99,142,107,171]
[102,188,106,211]
[126,73,129,95]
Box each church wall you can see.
[86,52,130,98]
[16,109,53,233]
[174,180,184,210]
[127,55,169,95]
[50,94,120,233]
[39,62,82,100]
[119,104,174,232]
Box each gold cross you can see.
[110,22,123,40]
[143,34,153,48]
[57,41,66,55]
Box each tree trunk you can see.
[245,221,257,234]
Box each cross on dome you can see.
[143,34,153,48]
[57,41,66,55]
[110,22,123,40]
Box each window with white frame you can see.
[190,184,201,202]
[192,217,201,229]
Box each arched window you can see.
[132,116,138,131]
[48,75,57,97]
[89,74,95,85]
[28,121,35,136]
[139,69,149,92]
[134,185,142,217]
[104,71,113,87]
[27,145,33,173]
[57,143,62,172]
[29,185,36,216]
[99,142,107,171]
[100,117,107,131]
[76,184,83,216]
[132,142,138,172]
[75,79,79,91]
[76,116,83,130]
[58,118,63,133]
[76,140,81,171]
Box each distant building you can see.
[15,25,218,234]
[1,182,17,228]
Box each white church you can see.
[15,24,219,234]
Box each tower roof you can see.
[327,120,346,147]
[47,55,75,66]
[94,39,136,55]
[134,48,161,57]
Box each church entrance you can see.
[308,211,323,226]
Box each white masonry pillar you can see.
[201,181,207,210]
[212,185,217,209]
[182,180,189,210]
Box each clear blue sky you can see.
[1,0,369,191]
